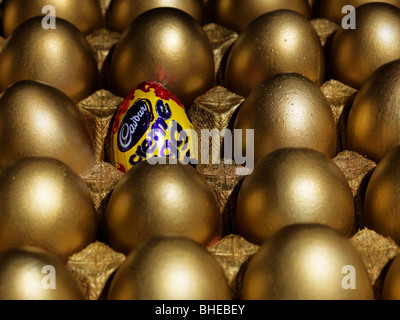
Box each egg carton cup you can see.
[0,2,398,301]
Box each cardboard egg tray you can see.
[1,0,399,300]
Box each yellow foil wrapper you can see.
[110,81,197,173]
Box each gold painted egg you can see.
[105,160,220,255]
[382,255,400,300]
[329,3,400,90]
[233,73,337,165]
[109,7,215,108]
[0,16,99,103]
[315,0,400,24]
[0,247,85,300]
[0,80,96,175]
[364,145,400,246]
[236,148,355,245]
[2,0,103,37]
[106,0,204,34]
[109,81,196,173]
[346,59,400,163]
[211,0,312,33]
[224,10,325,98]
[241,224,374,300]
[107,235,232,300]
[0,157,97,261]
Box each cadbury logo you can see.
[117,99,154,152]
[127,100,192,166]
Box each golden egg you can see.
[363,146,400,246]
[236,148,355,245]
[233,73,337,165]
[241,224,374,300]
[211,0,312,33]
[0,80,95,174]
[224,10,325,98]
[0,16,99,103]
[106,0,204,34]
[107,235,232,300]
[2,0,103,37]
[346,60,400,163]
[382,255,400,300]
[0,247,85,300]
[0,157,98,261]
[105,160,220,255]
[109,7,215,108]
[315,0,400,24]
[329,3,400,90]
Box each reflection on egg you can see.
[0,16,99,103]
[382,255,400,300]
[0,157,97,261]
[346,59,400,163]
[233,73,337,164]
[107,236,232,300]
[236,148,355,245]
[315,0,400,24]
[0,247,85,300]
[329,3,400,90]
[2,0,103,37]
[224,10,325,98]
[241,224,374,300]
[106,0,204,34]
[0,80,95,174]
[105,160,220,255]
[211,0,312,32]
[364,146,400,246]
[109,7,215,108]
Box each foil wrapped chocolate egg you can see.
[329,3,400,90]
[346,60,400,163]
[316,0,400,24]
[0,157,97,261]
[224,10,325,98]
[0,16,99,103]
[0,247,85,300]
[106,0,204,34]
[363,145,400,246]
[241,224,374,300]
[0,80,96,174]
[233,73,337,165]
[107,235,232,300]
[109,81,196,173]
[105,161,220,255]
[236,148,355,245]
[211,0,312,33]
[109,7,215,108]
[2,0,103,37]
